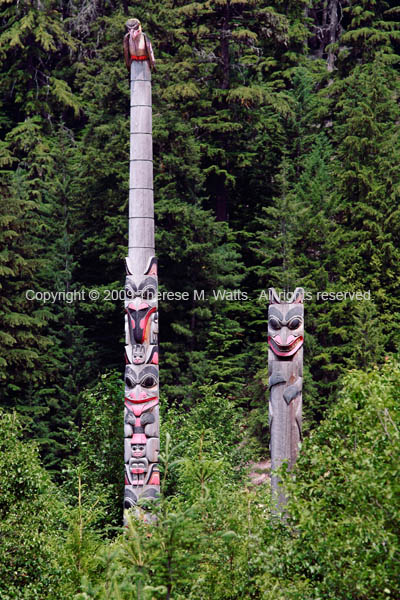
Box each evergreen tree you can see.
[0,163,53,406]
[328,55,400,356]
[338,0,400,68]
[0,1,91,468]
[0,0,399,476]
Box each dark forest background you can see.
[0,1,400,598]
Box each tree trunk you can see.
[220,2,230,90]
[307,0,340,65]
[327,0,339,72]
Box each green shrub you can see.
[72,358,400,599]
[263,356,400,600]
[64,371,124,529]
[0,410,67,599]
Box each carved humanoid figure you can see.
[268,288,304,505]
[123,18,155,71]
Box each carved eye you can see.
[141,375,157,388]
[269,317,281,330]
[125,375,135,388]
[141,286,156,300]
[288,318,301,330]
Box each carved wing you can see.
[123,33,131,71]
[144,34,155,70]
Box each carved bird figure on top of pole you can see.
[123,18,155,72]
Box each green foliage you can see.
[1,358,400,599]
[2,0,399,457]
[61,473,107,596]
[326,55,400,360]
[65,371,124,528]
[272,355,400,600]
[0,166,53,397]
[0,410,67,599]
[1,1,400,596]
[160,384,250,497]
[73,358,400,599]
[339,0,400,66]
[0,410,115,600]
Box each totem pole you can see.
[268,288,304,507]
[123,19,159,513]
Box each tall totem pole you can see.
[268,288,304,507]
[122,19,159,512]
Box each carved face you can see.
[131,443,146,458]
[126,18,142,35]
[125,257,158,345]
[125,257,157,298]
[125,344,158,366]
[268,304,304,357]
[130,344,146,364]
[125,275,157,303]
[125,272,157,344]
[125,365,158,403]
[126,302,157,345]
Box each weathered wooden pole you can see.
[268,288,304,508]
[122,19,159,513]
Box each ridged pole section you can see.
[128,60,154,266]
[123,59,160,514]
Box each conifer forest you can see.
[1,1,400,598]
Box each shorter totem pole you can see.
[268,288,304,507]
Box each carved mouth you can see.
[268,336,303,357]
[125,395,158,404]
[125,397,159,418]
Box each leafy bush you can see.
[64,371,124,529]
[160,384,252,496]
[0,410,67,599]
[264,355,400,600]
[3,358,398,599]
[76,357,400,600]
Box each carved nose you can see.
[274,330,296,345]
[127,387,148,401]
